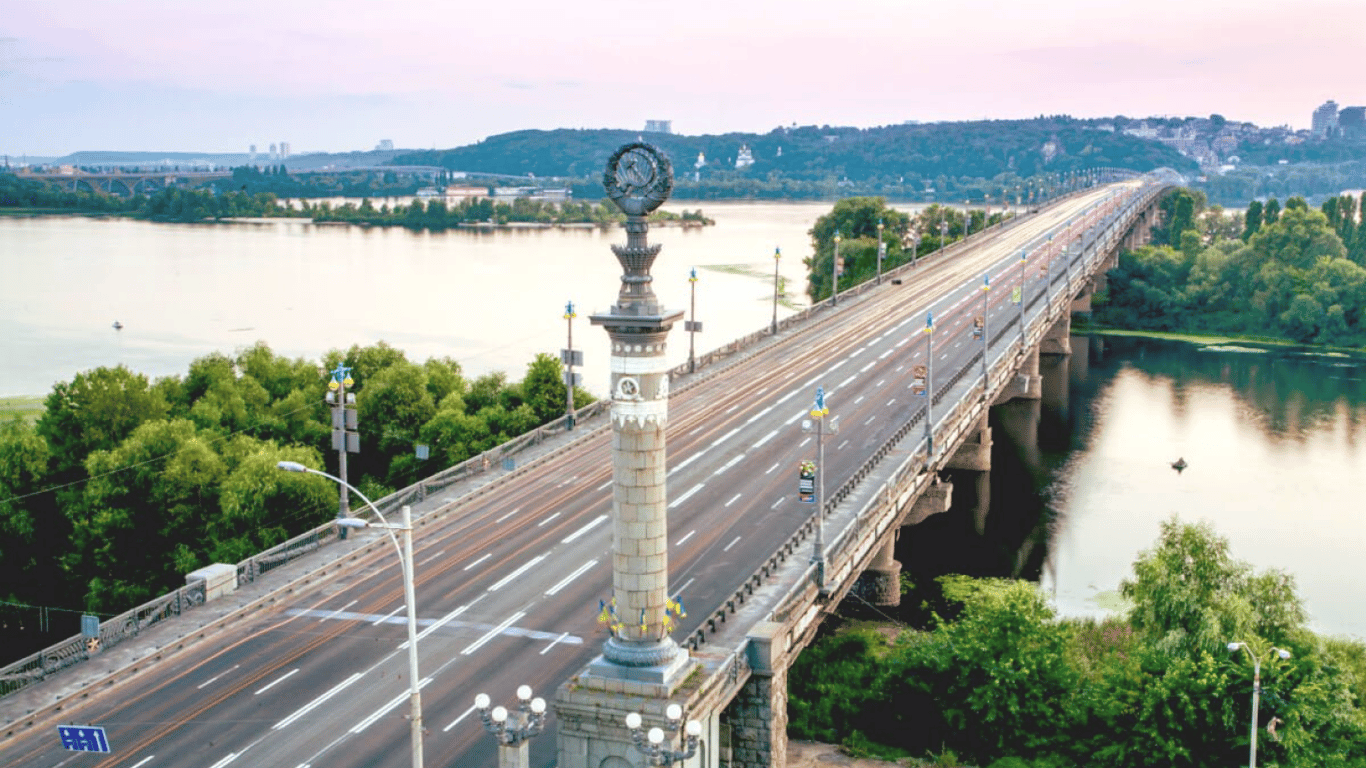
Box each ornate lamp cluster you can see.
[624,704,702,766]
[475,685,547,747]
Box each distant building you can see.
[735,145,754,169]
[1339,106,1366,137]
[376,139,394,151]
[279,142,291,159]
[249,144,257,161]
[644,120,672,134]
[269,143,277,160]
[1312,100,1339,137]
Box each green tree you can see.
[520,352,568,422]
[211,440,335,563]
[1243,200,1263,241]
[37,366,170,477]
[0,419,51,601]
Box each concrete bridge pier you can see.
[1038,352,1071,442]
[852,537,902,607]
[1039,313,1072,357]
[994,347,1042,405]
[944,415,992,535]
[722,622,792,768]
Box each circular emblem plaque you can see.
[603,143,673,217]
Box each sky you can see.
[3,0,1364,158]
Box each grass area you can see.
[0,396,45,423]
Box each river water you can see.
[2,206,1363,638]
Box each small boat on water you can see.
[112,321,123,330]
[1171,457,1187,472]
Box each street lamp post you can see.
[625,705,702,766]
[979,273,990,390]
[326,364,359,538]
[1017,249,1028,350]
[771,246,782,334]
[1228,642,1292,768]
[803,387,836,589]
[831,230,842,306]
[876,218,885,284]
[938,216,948,257]
[924,312,935,456]
[562,301,580,430]
[276,461,423,768]
[685,268,703,373]
[475,686,548,768]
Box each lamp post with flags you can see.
[771,246,782,335]
[1017,249,1028,350]
[802,386,837,589]
[923,313,935,456]
[831,231,842,306]
[685,268,703,372]
[326,363,359,537]
[876,218,886,284]
[562,301,581,430]
[979,274,990,389]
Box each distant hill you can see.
[394,118,1199,185]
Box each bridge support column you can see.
[945,415,992,536]
[725,622,790,768]
[1040,313,1071,356]
[902,477,952,526]
[1069,283,1093,314]
[993,347,1041,405]
[853,537,901,607]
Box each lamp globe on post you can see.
[475,686,548,768]
[1228,641,1292,768]
[625,706,703,766]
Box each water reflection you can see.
[900,335,1366,639]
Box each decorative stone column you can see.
[585,142,691,675]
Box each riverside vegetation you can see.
[789,519,1366,767]
[0,170,712,228]
[0,342,592,661]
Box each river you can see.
[2,206,1363,638]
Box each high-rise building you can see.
[1339,106,1366,138]
[1312,100,1340,137]
[643,119,672,134]
[269,143,278,160]
[249,144,256,161]
[279,142,291,159]
[375,139,394,151]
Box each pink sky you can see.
[3,0,1363,156]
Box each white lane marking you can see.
[838,374,857,389]
[255,668,300,695]
[562,514,608,544]
[206,753,239,768]
[461,611,527,655]
[784,410,805,425]
[537,512,561,527]
[879,349,893,359]
[865,416,876,425]
[755,386,769,395]
[669,452,702,475]
[771,497,784,509]
[852,346,867,356]
[725,404,740,414]
[713,455,745,476]
[130,757,156,768]
[669,484,704,509]
[273,673,363,730]
[540,631,572,655]
[318,600,358,623]
[725,493,743,507]
[489,555,548,592]
[754,429,780,448]
[406,595,486,647]
[676,530,697,547]
[799,437,812,448]
[710,427,742,449]
[677,577,696,593]
[495,507,521,523]
[463,553,492,571]
[854,396,865,405]
[859,361,876,373]
[888,398,897,406]
[417,549,445,566]
[443,705,477,732]
[724,536,742,552]
[765,462,780,474]
[546,560,598,596]
[351,678,433,733]
[838,440,850,449]
[744,404,776,424]
[596,479,613,491]
[875,379,885,387]
[896,364,905,371]
[197,664,241,689]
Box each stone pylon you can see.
[587,142,691,678]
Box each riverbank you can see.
[0,396,43,423]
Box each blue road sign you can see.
[58,725,111,753]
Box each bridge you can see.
[0,169,1172,768]
[14,169,234,196]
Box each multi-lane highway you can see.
[2,184,1134,768]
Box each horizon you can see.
[4,0,1364,157]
